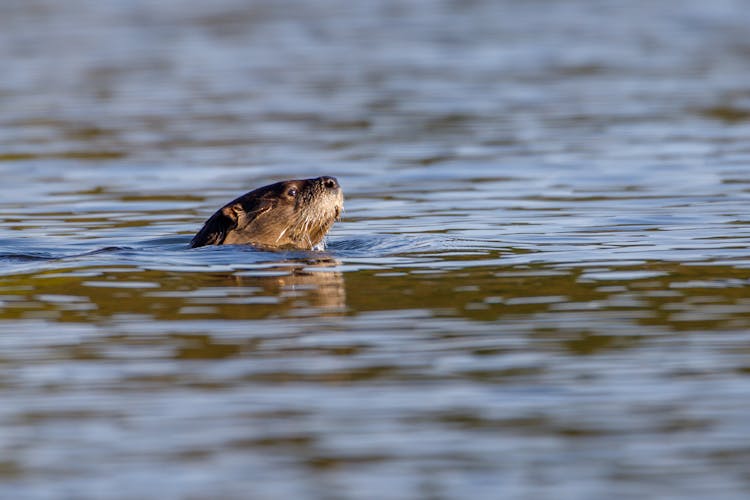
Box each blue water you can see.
[2,1,750,499]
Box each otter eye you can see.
[287,188,298,197]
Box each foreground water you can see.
[2,1,750,499]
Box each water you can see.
[2,1,750,498]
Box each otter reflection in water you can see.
[234,258,346,314]
[190,176,343,250]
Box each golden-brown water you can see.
[2,1,750,498]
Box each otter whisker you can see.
[302,216,314,249]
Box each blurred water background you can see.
[2,0,750,498]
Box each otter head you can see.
[190,176,343,250]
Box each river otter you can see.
[190,176,343,250]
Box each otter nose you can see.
[321,176,339,190]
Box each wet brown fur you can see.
[190,176,343,250]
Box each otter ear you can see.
[190,204,243,248]
[232,200,274,225]
[190,197,275,248]
[221,203,244,221]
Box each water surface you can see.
[2,1,750,499]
